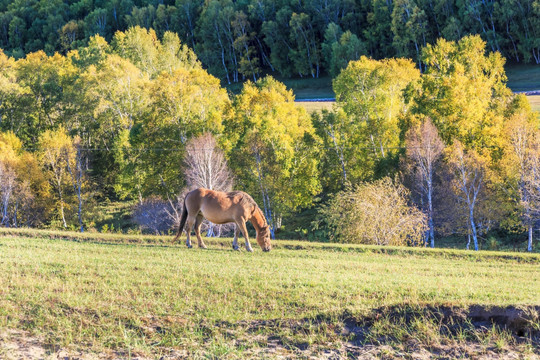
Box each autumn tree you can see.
[446,141,488,251]
[0,131,49,227]
[140,66,230,196]
[410,35,511,151]
[502,103,540,251]
[332,56,420,179]
[225,76,320,236]
[38,128,78,229]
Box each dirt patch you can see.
[1,305,539,359]
[0,330,188,360]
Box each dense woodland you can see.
[0,23,539,250]
[0,0,539,82]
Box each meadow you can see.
[0,228,539,358]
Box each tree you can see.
[12,51,78,143]
[391,0,428,67]
[232,11,260,81]
[328,31,366,77]
[184,133,234,193]
[0,131,49,227]
[38,128,77,229]
[410,35,511,151]
[446,141,488,251]
[79,53,149,199]
[523,135,540,250]
[65,137,86,232]
[112,26,200,78]
[183,133,235,236]
[502,105,540,251]
[319,177,427,245]
[405,117,444,248]
[289,12,320,78]
[0,161,16,226]
[226,76,320,236]
[140,66,230,196]
[333,56,420,178]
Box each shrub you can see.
[132,197,174,235]
[319,177,427,245]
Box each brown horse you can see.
[173,188,272,252]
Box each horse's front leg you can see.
[236,220,253,252]
[232,225,239,251]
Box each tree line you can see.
[0,28,538,250]
[0,0,538,84]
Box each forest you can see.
[0,19,539,251]
[0,0,539,83]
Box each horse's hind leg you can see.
[237,220,253,252]
[232,225,239,251]
[185,217,196,248]
[194,214,207,249]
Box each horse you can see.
[173,188,272,252]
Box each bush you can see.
[132,197,174,235]
[319,178,427,246]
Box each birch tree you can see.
[226,76,320,236]
[183,133,234,236]
[38,128,76,229]
[405,117,444,248]
[65,137,86,232]
[446,141,487,251]
[333,56,420,177]
[503,110,540,251]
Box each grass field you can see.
[296,101,334,113]
[528,95,540,116]
[505,64,540,92]
[298,96,538,116]
[0,228,539,358]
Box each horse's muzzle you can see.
[263,248,271,252]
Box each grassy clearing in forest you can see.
[527,95,540,116]
[505,64,540,92]
[0,229,539,357]
[296,101,335,113]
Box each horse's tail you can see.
[173,199,188,242]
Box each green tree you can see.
[333,56,420,179]
[225,76,321,235]
[139,67,230,196]
[329,31,366,77]
[410,35,512,152]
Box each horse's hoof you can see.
[233,246,239,251]
[246,247,254,252]
[199,245,208,249]
[186,244,193,249]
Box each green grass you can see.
[505,64,540,92]
[224,75,335,100]
[0,228,539,357]
[280,76,334,100]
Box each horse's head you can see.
[256,225,272,252]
